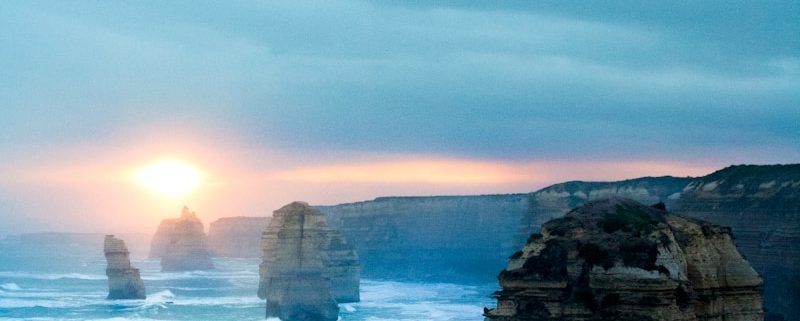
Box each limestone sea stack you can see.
[257,201,359,321]
[104,235,146,299]
[150,206,214,271]
[485,198,764,321]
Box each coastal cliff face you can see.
[207,217,271,257]
[674,165,800,321]
[257,202,343,321]
[485,198,763,321]
[514,177,692,248]
[150,206,214,271]
[317,194,528,280]
[512,164,799,320]
[104,235,145,300]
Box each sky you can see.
[0,1,798,235]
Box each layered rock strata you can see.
[513,177,692,247]
[317,194,528,281]
[104,235,146,300]
[257,202,351,321]
[512,164,799,320]
[150,206,214,271]
[485,198,764,321]
[208,217,271,257]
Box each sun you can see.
[134,160,203,197]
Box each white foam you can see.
[0,282,21,290]
[146,289,175,302]
[0,271,105,280]
[342,303,356,312]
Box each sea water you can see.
[0,241,497,321]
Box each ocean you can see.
[0,240,497,321]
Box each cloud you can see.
[0,1,797,234]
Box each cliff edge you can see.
[486,198,763,321]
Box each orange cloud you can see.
[273,157,716,187]
[274,159,538,184]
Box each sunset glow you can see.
[134,160,203,197]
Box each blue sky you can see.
[0,1,798,234]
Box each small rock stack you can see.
[152,206,214,271]
[257,201,360,321]
[104,235,146,300]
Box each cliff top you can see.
[274,201,323,218]
[514,197,722,278]
[534,176,693,195]
[687,164,800,193]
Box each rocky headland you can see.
[513,176,692,248]
[208,216,271,257]
[257,201,350,321]
[150,206,214,271]
[104,235,146,300]
[485,198,764,321]
[512,164,799,320]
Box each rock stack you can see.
[257,201,360,321]
[150,206,214,271]
[104,235,146,299]
[485,198,764,321]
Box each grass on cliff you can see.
[600,205,658,235]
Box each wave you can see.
[0,269,257,282]
[0,271,105,280]
[140,269,258,281]
[1,282,21,290]
[342,303,357,312]
[0,317,165,321]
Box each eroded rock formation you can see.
[485,198,764,321]
[513,177,692,248]
[104,235,146,300]
[208,217,271,257]
[150,206,214,271]
[257,202,348,321]
[512,164,799,320]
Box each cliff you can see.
[257,202,345,321]
[316,194,528,281]
[674,165,800,321]
[104,235,146,300]
[514,177,692,247]
[150,206,214,271]
[208,217,271,257]
[512,164,799,320]
[485,198,764,321]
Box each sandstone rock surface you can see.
[104,235,146,300]
[208,216,271,257]
[150,206,214,271]
[257,202,354,321]
[485,198,764,321]
[512,164,799,320]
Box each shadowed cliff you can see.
[485,198,764,321]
